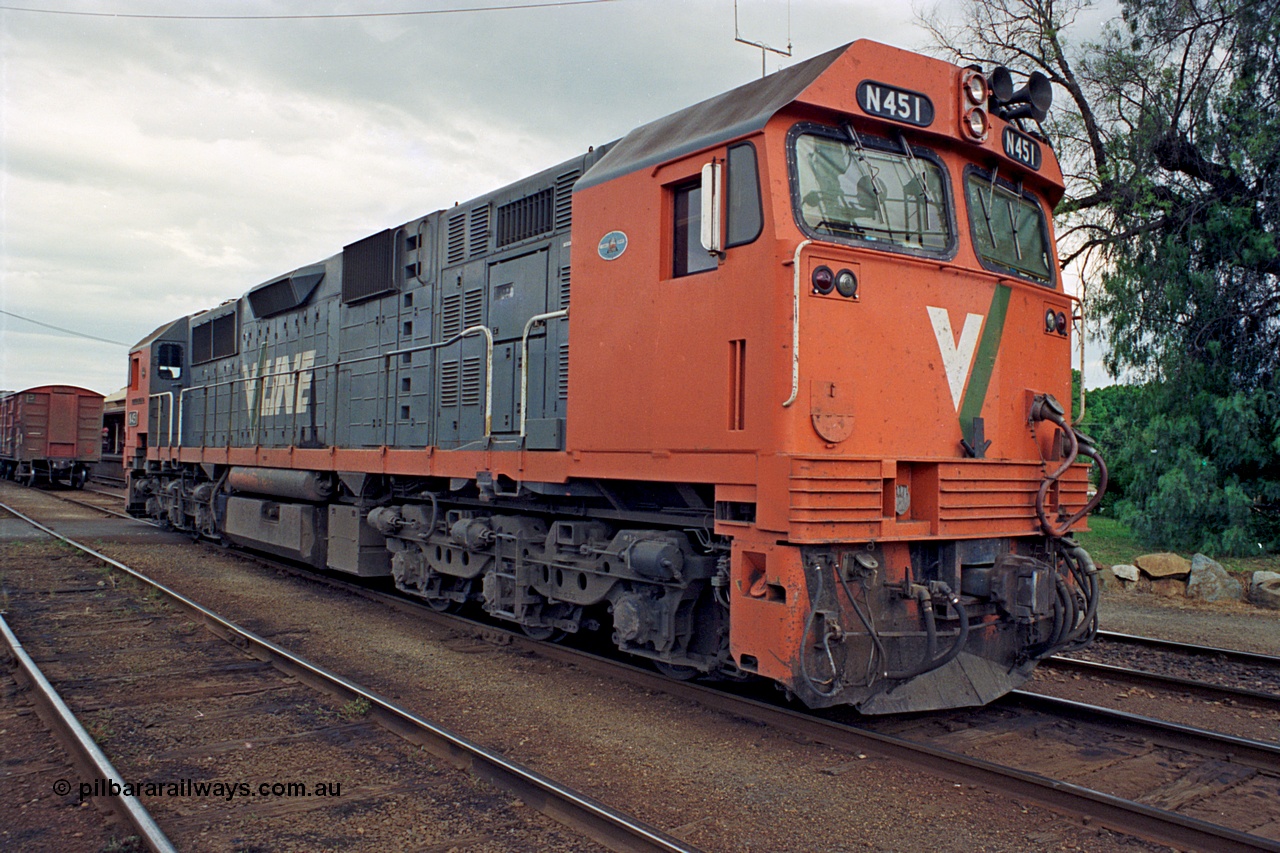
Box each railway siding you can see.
[0,505,613,851]
[0,479,1147,852]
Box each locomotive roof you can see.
[130,316,187,350]
[576,41,850,191]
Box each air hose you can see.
[1031,395,1108,539]
[885,582,970,681]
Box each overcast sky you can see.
[0,0,1117,397]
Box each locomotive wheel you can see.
[655,661,700,681]
[425,596,462,614]
[521,624,566,642]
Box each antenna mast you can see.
[734,0,791,78]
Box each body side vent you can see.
[441,293,462,339]
[462,289,484,329]
[554,169,579,232]
[461,357,483,407]
[558,265,571,310]
[558,340,570,400]
[440,360,460,408]
[469,207,490,257]
[497,188,554,247]
[447,213,466,265]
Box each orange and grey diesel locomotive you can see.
[125,40,1105,713]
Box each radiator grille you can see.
[341,229,395,304]
[191,312,238,364]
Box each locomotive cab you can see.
[125,317,189,514]
[567,40,1100,710]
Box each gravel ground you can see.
[15,482,1274,851]
[0,537,605,853]
[1098,587,1280,655]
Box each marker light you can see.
[1045,309,1057,332]
[1055,312,1068,335]
[812,265,835,294]
[835,268,858,298]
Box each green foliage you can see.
[1082,380,1280,554]
[924,0,1280,555]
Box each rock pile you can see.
[1108,552,1280,610]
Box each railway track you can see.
[16,483,1280,851]
[1034,630,1280,747]
[0,501,696,853]
[1069,630,1280,694]
[1,614,171,852]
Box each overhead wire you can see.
[0,308,132,346]
[0,0,617,20]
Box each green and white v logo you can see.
[927,306,984,410]
[927,285,1012,447]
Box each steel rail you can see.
[1043,654,1280,705]
[154,539,1280,853]
[1096,629,1280,669]
[0,615,178,853]
[15,497,1278,852]
[45,492,146,524]
[527,648,1280,853]
[241,554,1280,853]
[0,502,699,853]
[1007,690,1280,773]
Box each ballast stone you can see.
[1186,554,1243,603]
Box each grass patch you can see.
[1075,516,1139,568]
[1077,516,1280,576]
[337,697,372,721]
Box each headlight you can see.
[835,268,858,298]
[963,107,989,141]
[963,71,988,105]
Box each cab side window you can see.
[726,142,763,248]
[672,143,764,278]
[673,182,716,277]
[156,342,184,381]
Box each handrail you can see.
[783,239,811,407]
[148,391,174,447]
[519,309,568,438]
[172,324,500,450]
[387,324,495,438]
[178,387,191,447]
